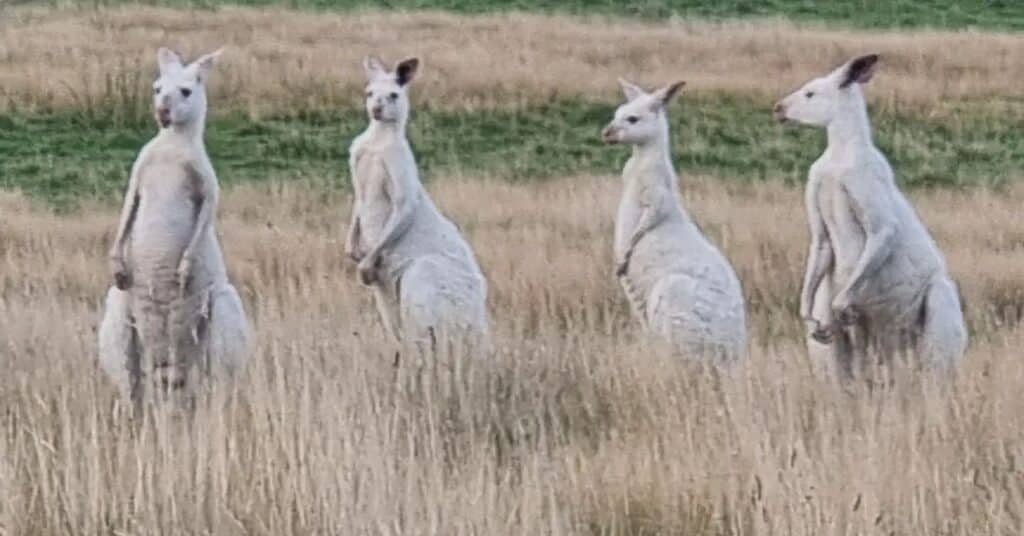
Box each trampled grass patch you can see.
[2,97,1020,209]
[12,0,1024,30]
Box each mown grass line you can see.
[1,97,1019,210]
[10,0,1024,31]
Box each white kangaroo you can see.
[602,79,747,361]
[774,54,967,374]
[346,56,489,354]
[99,47,251,406]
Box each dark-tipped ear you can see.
[840,54,879,89]
[395,58,420,86]
[651,80,685,108]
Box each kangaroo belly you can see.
[623,231,720,318]
[379,211,481,289]
[359,196,391,246]
[131,167,199,302]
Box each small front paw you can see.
[615,259,630,277]
[110,257,132,290]
[810,324,835,345]
[345,247,364,263]
[114,270,133,291]
[357,257,378,286]
[831,294,859,327]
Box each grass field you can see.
[9,0,1024,30]
[4,178,1024,534]
[5,99,1022,209]
[2,2,1024,535]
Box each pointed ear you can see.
[157,47,183,74]
[618,78,646,101]
[363,55,387,80]
[395,57,420,86]
[651,80,685,107]
[193,47,224,82]
[840,54,879,89]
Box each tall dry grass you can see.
[2,176,1024,534]
[1,6,1023,115]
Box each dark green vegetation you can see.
[12,0,1024,30]
[2,97,1020,209]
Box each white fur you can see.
[776,54,967,373]
[346,56,489,353]
[99,47,251,406]
[602,79,747,361]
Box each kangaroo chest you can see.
[133,153,202,258]
[813,173,865,275]
[353,151,394,245]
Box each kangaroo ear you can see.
[193,47,224,82]
[618,78,646,101]
[651,80,685,108]
[157,47,183,74]
[363,55,387,80]
[840,54,880,89]
[395,57,420,86]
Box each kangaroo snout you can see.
[601,125,619,144]
[773,103,788,123]
[156,107,172,127]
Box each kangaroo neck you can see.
[626,128,677,194]
[156,121,205,149]
[365,119,407,142]
[826,95,874,153]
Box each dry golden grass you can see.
[2,6,1023,115]
[3,176,1024,534]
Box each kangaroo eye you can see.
[805,91,815,98]
[153,87,161,94]
[389,92,399,100]
[366,91,372,98]
[626,116,639,124]
[180,88,192,98]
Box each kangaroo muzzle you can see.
[773,103,788,123]
[601,125,620,144]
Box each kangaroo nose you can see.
[601,125,618,144]
[773,103,787,123]
[156,107,172,127]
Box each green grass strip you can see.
[1,97,1019,210]
[13,0,1024,31]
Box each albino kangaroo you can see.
[774,54,967,374]
[346,56,489,354]
[99,48,250,406]
[602,79,747,361]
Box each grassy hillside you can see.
[3,98,1020,208]
[11,0,1024,30]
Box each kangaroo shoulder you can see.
[349,132,369,166]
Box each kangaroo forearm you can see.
[183,197,215,260]
[626,208,665,252]
[840,232,894,297]
[368,209,414,257]
[111,194,140,257]
[801,245,833,314]
[346,217,361,246]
